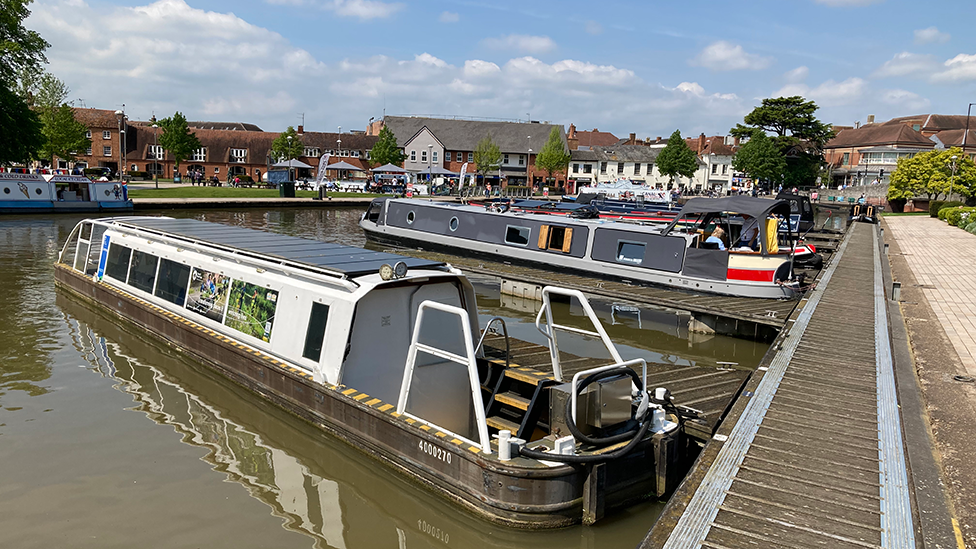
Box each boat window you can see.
[224,280,278,343]
[80,223,93,241]
[616,241,645,264]
[449,216,459,231]
[60,225,81,266]
[406,210,416,224]
[302,302,330,362]
[154,259,191,306]
[105,244,131,282]
[505,225,531,246]
[86,226,107,275]
[128,250,159,293]
[73,240,90,272]
[540,225,573,253]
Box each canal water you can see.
[0,208,770,549]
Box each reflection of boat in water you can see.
[56,216,685,528]
[362,196,808,299]
[57,293,664,548]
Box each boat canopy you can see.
[662,196,793,254]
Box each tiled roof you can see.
[73,108,121,129]
[188,121,264,132]
[384,116,565,153]
[825,124,935,149]
[575,129,619,147]
[591,145,665,163]
[931,129,976,149]
[882,114,972,131]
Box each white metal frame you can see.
[534,286,623,382]
[397,300,491,453]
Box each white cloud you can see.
[872,52,938,78]
[482,34,556,55]
[265,0,403,19]
[27,0,747,138]
[585,21,603,35]
[772,77,866,106]
[784,66,809,83]
[813,0,883,6]
[691,41,773,71]
[914,26,950,44]
[439,11,458,23]
[932,53,976,82]
[879,89,930,110]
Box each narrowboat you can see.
[362,196,804,299]
[55,216,686,528]
[0,172,133,213]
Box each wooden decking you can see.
[644,222,915,549]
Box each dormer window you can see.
[230,148,247,163]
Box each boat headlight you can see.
[379,263,394,280]
[393,261,408,279]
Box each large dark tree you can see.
[369,125,405,166]
[0,0,49,164]
[730,96,835,188]
[158,111,201,175]
[0,80,43,164]
[732,130,787,184]
[656,129,699,185]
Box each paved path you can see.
[885,216,976,377]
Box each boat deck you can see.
[643,222,915,548]
[481,334,751,439]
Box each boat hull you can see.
[54,264,670,528]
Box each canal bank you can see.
[642,221,958,549]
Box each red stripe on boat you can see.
[727,268,776,282]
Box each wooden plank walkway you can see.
[645,222,916,549]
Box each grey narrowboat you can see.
[55,216,687,528]
[361,197,802,299]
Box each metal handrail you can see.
[534,286,624,382]
[397,300,491,453]
[475,316,510,372]
[570,358,647,425]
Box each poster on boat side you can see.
[186,268,230,322]
[224,280,278,342]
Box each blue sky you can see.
[27,0,976,138]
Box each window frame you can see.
[615,240,646,265]
[504,225,531,247]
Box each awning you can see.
[371,163,407,173]
[272,159,314,169]
[322,161,362,171]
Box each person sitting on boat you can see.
[736,215,760,250]
[705,227,727,250]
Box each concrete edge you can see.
[879,221,960,549]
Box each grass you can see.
[127,187,387,199]
[881,211,929,216]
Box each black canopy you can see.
[663,196,793,255]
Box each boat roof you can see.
[114,217,444,278]
[671,196,791,220]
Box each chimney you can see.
[592,128,599,132]
[698,133,706,153]
[854,121,860,129]
[629,132,636,145]
[568,123,576,138]
[297,125,304,135]
[867,115,875,124]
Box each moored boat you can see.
[362,196,805,299]
[54,216,688,528]
[0,172,133,213]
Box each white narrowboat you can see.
[0,173,133,213]
[361,196,803,299]
[55,216,686,528]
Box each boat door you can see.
[537,224,574,253]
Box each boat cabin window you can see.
[538,225,573,253]
[105,244,132,282]
[128,250,159,293]
[80,223,93,242]
[302,302,330,362]
[154,259,191,306]
[505,225,531,246]
[616,241,645,264]
[60,226,81,266]
[85,226,107,275]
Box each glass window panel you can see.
[154,258,191,306]
[302,302,330,361]
[616,241,645,264]
[505,226,530,246]
[127,250,159,293]
[105,245,131,282]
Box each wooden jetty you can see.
[642,222,916,548]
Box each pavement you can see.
[885,215,976,548]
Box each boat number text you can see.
[419,440,452,464]
[417,519,450,544]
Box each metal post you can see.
[949,155,958,200]
[152,124,159,189]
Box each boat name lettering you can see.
[419,440,452,464]
[417,519,450,544]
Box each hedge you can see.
[940,206,976,227]
[930,200,964,217]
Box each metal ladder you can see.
[534,286,624,382]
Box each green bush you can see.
[942,206,976,227]
[933,200,964,218]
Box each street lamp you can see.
[286,135,293,180]
[115,109,124,181]
[151,123,159,189]
[527,135,531,188]
[427,143,433,181]
[949,155,958,200]
[964,103,975,154]
[337,126,341,157]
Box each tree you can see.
[25,71,89,166]
[888,147,976,202]
[158,112,201,176]
[732,130,787,185]
[369,125,405,167]
[730,96,835,188]
[0,80,43,164]
[656,130,698,185]
[271,126,303,162]
[473,134,501,180]
[535,126,570,187]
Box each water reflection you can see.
[57,291,663,549]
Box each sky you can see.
[24,0,976,138]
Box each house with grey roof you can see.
[570,145,708,191]
[375,116,569,188]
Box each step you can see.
[495,391,530,411]
[504,367,553,385]
[486,415,520,433]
